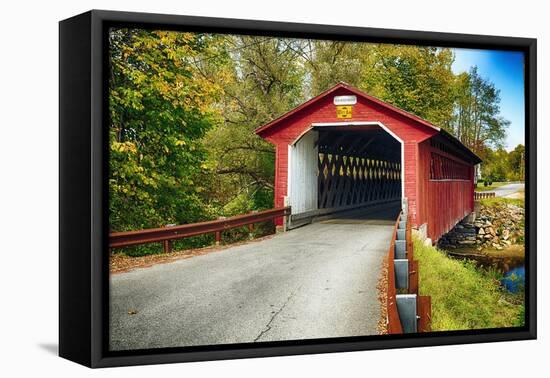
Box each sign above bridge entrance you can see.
[336,105,353,118]
[333,95,357,105]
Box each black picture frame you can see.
[59,9,537,368]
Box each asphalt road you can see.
[492,182,525,198]
[109,207,398,351]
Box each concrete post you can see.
[283,196,289,232]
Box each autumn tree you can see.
[108,30,518,244]
[306,40,370,94]
[199,36,307,215]
[508,144,525,181]
[108,29,225,231]
[304,42,456,128]
[360,45,456,128]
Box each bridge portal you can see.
[287,124,402,228]
[256,83,481,241]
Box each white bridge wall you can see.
[289,130,318,215]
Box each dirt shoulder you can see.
[449,244,524,259]
[376,255,389,335]
[110,234,277,274]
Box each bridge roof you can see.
[255,82,481,164]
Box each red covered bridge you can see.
[256,82,481,241]
[109,83,482,342]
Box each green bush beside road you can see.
[475,181,508,191]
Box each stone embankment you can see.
[438,202,524,250]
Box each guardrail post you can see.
[163,240,172,254]
[163,224,176,253]
[216,216,226,246]
[417,296,432,332]
[474,191,496,200]
[406,215,413,261]
[408,260,418,294]
[248,210,257,239]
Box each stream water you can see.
[501,265,525,292]
[445,248,525,293]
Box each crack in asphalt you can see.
[253,287,301,342]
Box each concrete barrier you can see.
[395,240,407,259]
[394,259,409,289]
[396,294,418,333]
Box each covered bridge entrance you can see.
[256,83,481,241]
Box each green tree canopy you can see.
[108,30,519,242]
[451,67,509,154]
[109,29,224,231]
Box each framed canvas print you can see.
[59,10,537,368]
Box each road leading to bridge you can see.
[492,182,525,198]
[110,206,399,351]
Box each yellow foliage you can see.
[111,141,138,154]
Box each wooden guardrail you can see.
[109,207,291,252]
[387,209,431,334]
[474,191,496,200]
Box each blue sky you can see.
[451,48,525,151]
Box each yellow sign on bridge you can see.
[336,105,353,118]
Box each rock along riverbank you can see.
[438,201,524,251]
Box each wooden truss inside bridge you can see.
[316,128,401,210]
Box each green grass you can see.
[475,181,508,191]
[414,237,524,331]
[479,197,524,208]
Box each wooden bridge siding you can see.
[416,139,475,241]
[262,87,438,224]
[404,141,420,227]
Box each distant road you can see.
[110,207,399,351]
[492,182,525,198]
